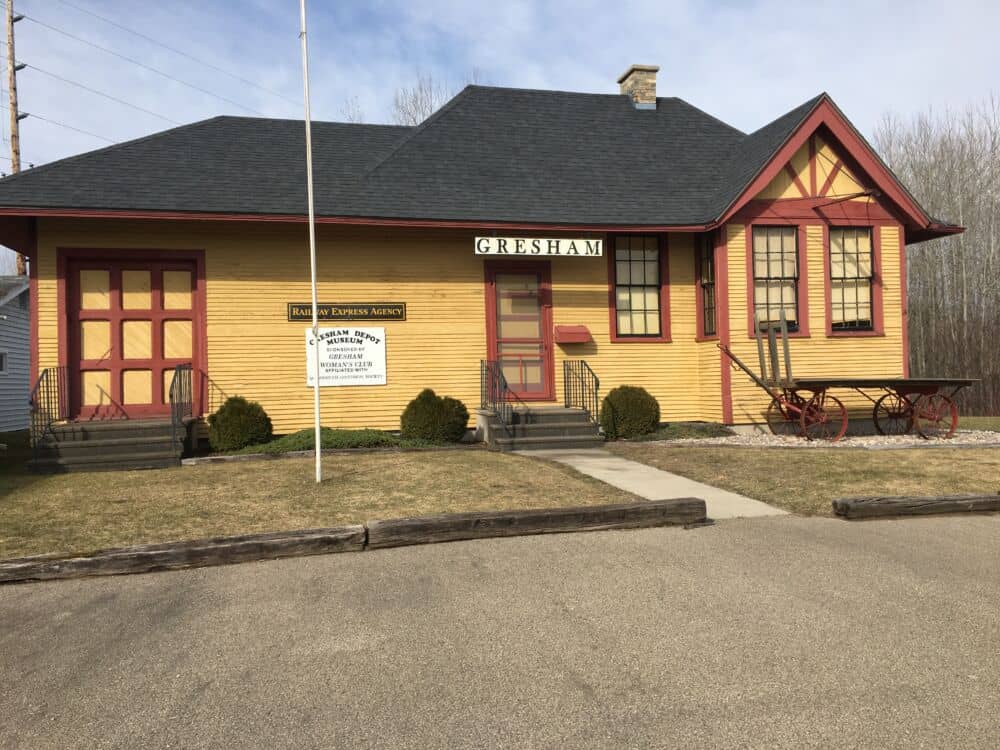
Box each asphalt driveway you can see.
[2,515,999,749]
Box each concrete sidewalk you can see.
[522,448,787,519]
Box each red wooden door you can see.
[485,261,555,401]
[67,260,199,419]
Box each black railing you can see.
[29,366,69,454]
[480,359,516,435]
[564,360,600,424]
[168,363,193,449]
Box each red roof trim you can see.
[717,97,946,236]
[0,206,711,233]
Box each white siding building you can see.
[0,276,30,432]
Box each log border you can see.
[367,498,706,549]
[0,498,707,584]
[832,494,1000,519]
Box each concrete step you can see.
[50,419,175,441]
[509,407,594,425]
[491,434,606,452]
[27,450,182,474]
[489,419,602,439]
[36,435,183,459]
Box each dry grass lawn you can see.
[608,442,1000,516]
[0,444,636,560]
[960,416,1000,432]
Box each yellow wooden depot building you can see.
[0,65,960,459]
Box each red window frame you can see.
[745,222,810,338]
[695,233,718,341]
[823,224,885,337]
[606,233,671,343]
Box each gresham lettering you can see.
[473,237,603,257]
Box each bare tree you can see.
[874,96,1000,414]
[340,96,365,124]
[391,69,484,126]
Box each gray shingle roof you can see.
[0,85,830,225]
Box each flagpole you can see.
[299,0,322,483]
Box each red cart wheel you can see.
[799,391,848,441]
[913,393,958,439]
[766,396,802,436]
[872,393,913,435]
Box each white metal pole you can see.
[299,0,322,483]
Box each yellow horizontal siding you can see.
[551,233,704,423]
[34,217,905,433]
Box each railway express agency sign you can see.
[474,236,602,257]
[305,327,387,387]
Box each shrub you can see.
[400,388,469,442]
[237,427,432,454]
[208,396,273,452]
[600,385,660,439]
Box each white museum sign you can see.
[305,327,387,387]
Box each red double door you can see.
[485,261,555,401]
[67,259,199,419]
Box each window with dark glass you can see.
[614,235,661,337]
[830,227,874,331]
[697,236,716,336]
[752,226,799,331]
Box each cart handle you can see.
[718,343,782,400]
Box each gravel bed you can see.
[646,429,1000,450]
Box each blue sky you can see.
[5,0,999,169]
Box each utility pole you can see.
[5,0,26,275]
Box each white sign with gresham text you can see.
[474,236,602,257]
[305,327,387,387]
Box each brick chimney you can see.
[618,64,659,110]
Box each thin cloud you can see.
[4,0,998,169]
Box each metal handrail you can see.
[168,363,193,450]
[563,360,600,424]
[28,366,68,454]
[481,359,529,436]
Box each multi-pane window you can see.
[697,236,716,336]
[614,235,661,337]
[752,226,799,331]
[830,227,874,330]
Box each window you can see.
[830,227,874,331]
[697,236,716,337]
[752,226,799,331]
[0,351,7,375]
[613,235,662,337]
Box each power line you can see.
[21,63,181,124]
[20,13,268,115]
[47,0,300,107]
[11,108,115,143]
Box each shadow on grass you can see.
[0,430,46,499]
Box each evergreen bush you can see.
[600,385,660,439]
[400,388,469,442]
[207,396,273,452]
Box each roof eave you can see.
[905,223,965,245]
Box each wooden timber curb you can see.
[0,526,367,583]
[366,498,706,549]
[0,498,706,584]
[833,494,1000,519]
